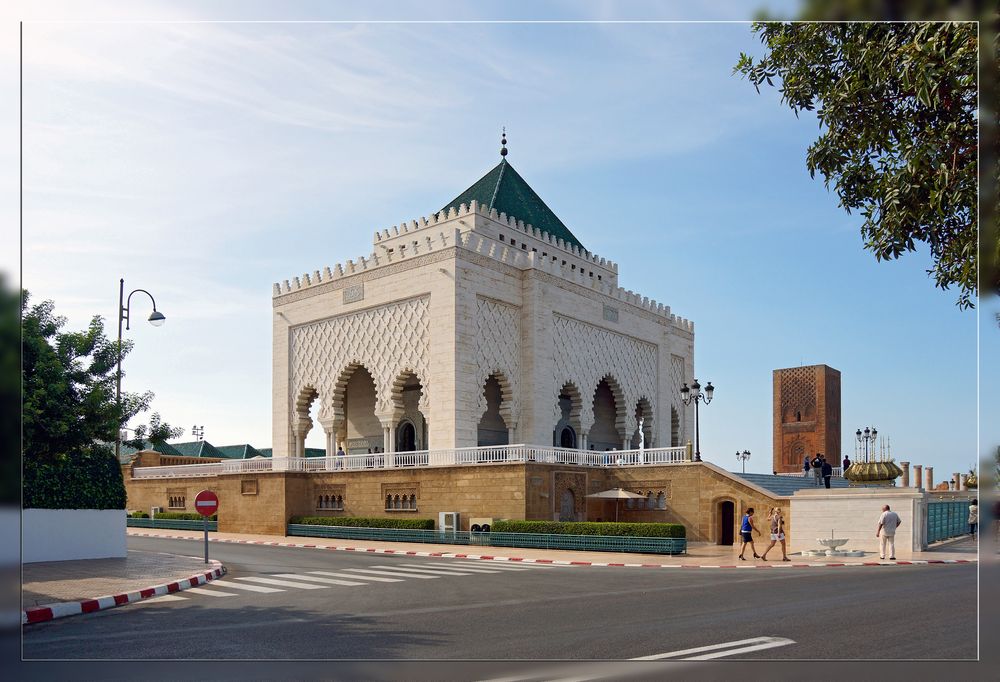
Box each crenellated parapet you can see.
[272,202,692,333]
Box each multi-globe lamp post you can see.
[736,449,751,473]
[856,426,878,460]
[680,378,713,462]
[115,278,166,461]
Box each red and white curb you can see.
[22,561,226,625]
[127,531,975,569]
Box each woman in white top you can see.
[760,507,790,562]
[968,498,978,538]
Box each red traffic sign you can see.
[194,490,219,517]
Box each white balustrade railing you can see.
[131,444,693,478]
[774,467,843,478]
[133,462,223,479]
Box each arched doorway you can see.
[588,377,625,451]
[477,374,509,446]
[559,426,576,449]
[719,500,735,545]
[338,365,380,454]
[559,489,576,521]
[397,421,416,452]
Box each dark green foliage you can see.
[151,511,217,521]
[491,520,686,538]
[0,277,18,505]
[289,516,435,530]
[734,22,978,308]
[23,444,126,510]
[128,511,150,518]
[123,412,185,451]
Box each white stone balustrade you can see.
[130,445,692,479]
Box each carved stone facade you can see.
[273,179,695,458]
[772,364,841,473]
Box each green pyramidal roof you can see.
[441,159,585,250]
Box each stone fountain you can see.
[800,530,866,558]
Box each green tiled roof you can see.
[441,159,584,250]
[215,444,265,460]
[118,440,184,458]
[170,441,226,459]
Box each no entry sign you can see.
[194,490,219,517]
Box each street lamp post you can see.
[116,278,166,461]
[680,378,714,462]
[736,449,751,473]
[855,426,878,461]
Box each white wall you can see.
[22,509,126,563]
[789,488,926,556]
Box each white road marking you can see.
[209,580,283,593]
[396,562,507,573]
[342,568,439,579]
[437,562,531,571]
[272,573,368,586]
[309,571,403,583]
[451,560,564,569]
[183,587,239,597]
[632,636,796,661]
[369,565,476,576]
[234,576,329,590]
[135,594,188,604]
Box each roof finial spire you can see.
[500,126,508,157]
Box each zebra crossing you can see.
[134,560,570,605]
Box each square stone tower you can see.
[772,364,841,473]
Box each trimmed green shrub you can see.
[289,516,434,530]
[128,511,149,518]
[23,445,126,510]
[152,511,217,521]
[491,520,685,538]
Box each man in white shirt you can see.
[876,504,902,560]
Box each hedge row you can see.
[149,511,218,521]
[490,520,685,538]
[289,516,435,530]
[24,445,126,510]
[128,511,149,518]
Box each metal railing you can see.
[774,467,843,478]
[131,444,692,478]
[926,500,971,543]
[286,523,687,555]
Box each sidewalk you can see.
[22,550,224,624]
[127,528,979,568]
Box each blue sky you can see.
[9,2,982,478]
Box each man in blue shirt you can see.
[738,507,761,560]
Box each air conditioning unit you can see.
[150,506,162,517]
[438,511,460,537]
[469,517,493,533]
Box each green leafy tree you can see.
[124,412,185,450]
[0,276,18,505]
[22,291,152,463]
[734,22,978,308]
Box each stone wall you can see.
[125,461,788,542]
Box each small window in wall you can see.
[796,411,801,422]
[625,498,635,510]
[589,271,593,277]
[657,492,666,510]
[598,275,602,281]
[241,479,258,495]
[168,495,185,509]
[532,247,537,253]
[646,492,655,510]
[562,260,566,266]
[521,242,527,250]
[542,252,547,257]
[571,264,576,270]
[499,234,505,241]
[385,490,418,511]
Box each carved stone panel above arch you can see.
[550,314,657,431]
[289,296,430,422]
[475,296,520,426]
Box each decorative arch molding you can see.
[551,380,585,432]
[595,372,629,440]
[475,297,520,427]
[391,366,429,416]
[550,314,657,441]
[478,370,517,427]
[289,296,430,426]
[292,385,319,438]
[634,395,654,447]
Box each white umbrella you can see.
[586,488,645,522]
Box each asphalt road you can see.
[22,536,977,661]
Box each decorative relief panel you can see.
[550,314,657,433]
[670,354,686,438]
[290,296,430,421]
[475,297,520,424]
[342,283,364,304]
[780,366,817,419]
[602,305,619,323]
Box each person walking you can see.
[842,454,851,473]
[968,498,978,538]
[876,504,902,560]
[821,457,833,489]
[738,507,762,560]
[802,455,811,478]
[760,508,790,561]
[811,453,823,486]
